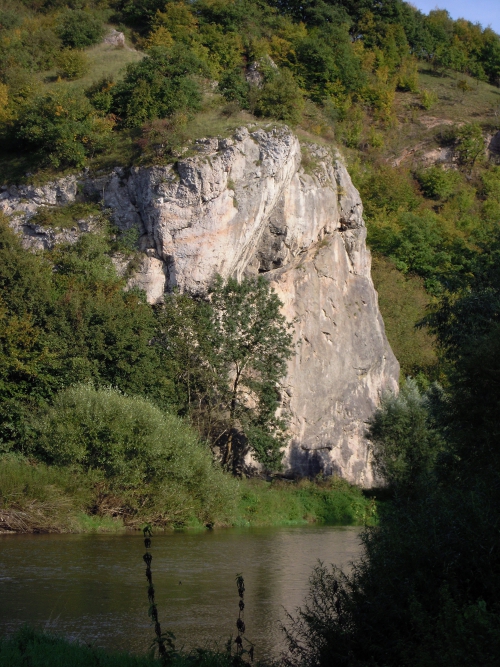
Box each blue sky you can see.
[409,0,500,34]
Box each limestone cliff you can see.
[0,125,399,486]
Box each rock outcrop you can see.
[0,125,399,486]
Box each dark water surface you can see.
[0,525,362,659]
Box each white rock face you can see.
[1,126,399,484]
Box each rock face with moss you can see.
[1,125,398,486]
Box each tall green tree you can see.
[209,275,294,471]
[158,276,294,472]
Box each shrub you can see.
[29,202,102,229]
[136,113,189,161]
[417,165,460,200]
[369,209,457,291]
[56,9,104,49]
[0,220,170,448]
[420,89,438,110]
[13,90,113,168]
[29,385,238,526]
[218,69,250,108]
[396,58,420,92]
[367,379,445,489]
[85,77,115,114]
[359,165,420,218]
[254,68,304,125]
[112,45,207,127]
[454,122,485,172]
[56,49,90,81]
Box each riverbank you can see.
[0,455,377,534]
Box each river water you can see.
[0,525,362,660]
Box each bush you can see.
[29,385,238,527]
[417,165,460,200]
[369,209,456,291]
[112,45,207,127]
[454,122,485,172]
[420,89,438,110]
[218,69,250,108]
[56,9,104,49]
[56,49,90,81]
[13,90,114,168]
[29,202,102,229]
[136,113,189,162]
[0,220,170,448]
[367,379,445,489]
[85,77,115,114]
[254,68,304,125]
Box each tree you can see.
[27,384,238,528]
[254,68,305,125]
[367,379,444,490]
[158,276,294,472]
[13,90,114,168]
[209,276,294,471]
[111,44,207,127]
[454,122,485,173]
[56,9,104,49]
[0,219,170,450]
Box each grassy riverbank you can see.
[0,627,234,667]
[0,455,376,534]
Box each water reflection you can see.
[0,525,362,660]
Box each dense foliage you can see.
[0,215,295,475]
[0,0,499,170]
[1,0,500,661]
[284,230,500,665]
[0,217,172,450]
[28,384,239,526]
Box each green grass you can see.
[0,39,143,186]
[236,476,378,527]
[416,65,500,125]
[0,455,122,534]
[0,627,240,667]
[372,65,500,166]
[371,254,439,381]
[29,202,102,229]
[45,41,143,93]
[0,455,377,534]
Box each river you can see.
[0,525,362,660]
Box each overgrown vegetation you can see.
[1,2,500,662]
[0,0,499,176]
[0,453,375,532]
[158,277,294,472]
[0,214,374,532]
[0,626,236,667]
[284,230,500,665]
